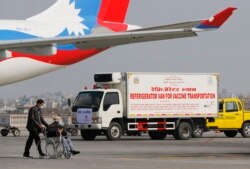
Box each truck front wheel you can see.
[173,122,192,140]
[241,123,250,137]
[148,131,167,140]
[106,122,122,141]
[224,130,238,137]
[80,130,96,140]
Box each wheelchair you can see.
[37,128,72,159]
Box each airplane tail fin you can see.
[27,0,130,33]
[27,0,129,23]
[98,0,130,23]
[196,7,237,30]
[27,0,102,22]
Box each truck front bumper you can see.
[73,123,102,130]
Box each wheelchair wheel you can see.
[64,152,71,159]
[45,138,56,158]
[38,138,56,159]
[55,142,64,158]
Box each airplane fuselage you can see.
[0,19,134,85]
[0,0,236,86]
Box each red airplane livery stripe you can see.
[11,49,104,65]
[98,0,130,23]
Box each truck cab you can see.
[206,98,250,137]
[72,88,124,140]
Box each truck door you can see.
[207,102,225,128]
[101,92,123,127]
[221,101,243,128]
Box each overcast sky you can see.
[0,0,249,99]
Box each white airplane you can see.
[0,0,236,86]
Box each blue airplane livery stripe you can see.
[69,0,102,35]
[0,0,104,50]
[0,29,77,50]
[196,24,219,29]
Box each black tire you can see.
[224,130,238,137]
[148,131,167,140]
[13,129,21,137]
[106,122,122,141]
[192,127,204,138]
[173,122,192,140]
[240,123,250,137]
[1,129,9,137]
[70,129,78,136]
[81,130,96,140]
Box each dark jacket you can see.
[26,105,48,131]
[47,121,67,137]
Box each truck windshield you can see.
[72,91,104,112]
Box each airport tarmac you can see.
[0,131,250,169]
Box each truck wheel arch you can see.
[111,118,124,130]
[175,119,194,128]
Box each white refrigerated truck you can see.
[71,72,218,140]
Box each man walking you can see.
[23,99,48,158]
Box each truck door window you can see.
[225,102,238,112]
[103,92,119,111]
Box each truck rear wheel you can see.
[224,130,238,137]
[106,122,122,141]
[173,122,192,140]
[240,123,250,137]
[80,130,96,140]
[192,127,204,138]
[148,131,167,140]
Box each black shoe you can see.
[23,154,33,159]
[70,150,80,155]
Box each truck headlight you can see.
[92,117,102,124]
[71,114,77,124]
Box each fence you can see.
[0,114,72,128]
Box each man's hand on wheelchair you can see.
[40,125,46,132]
